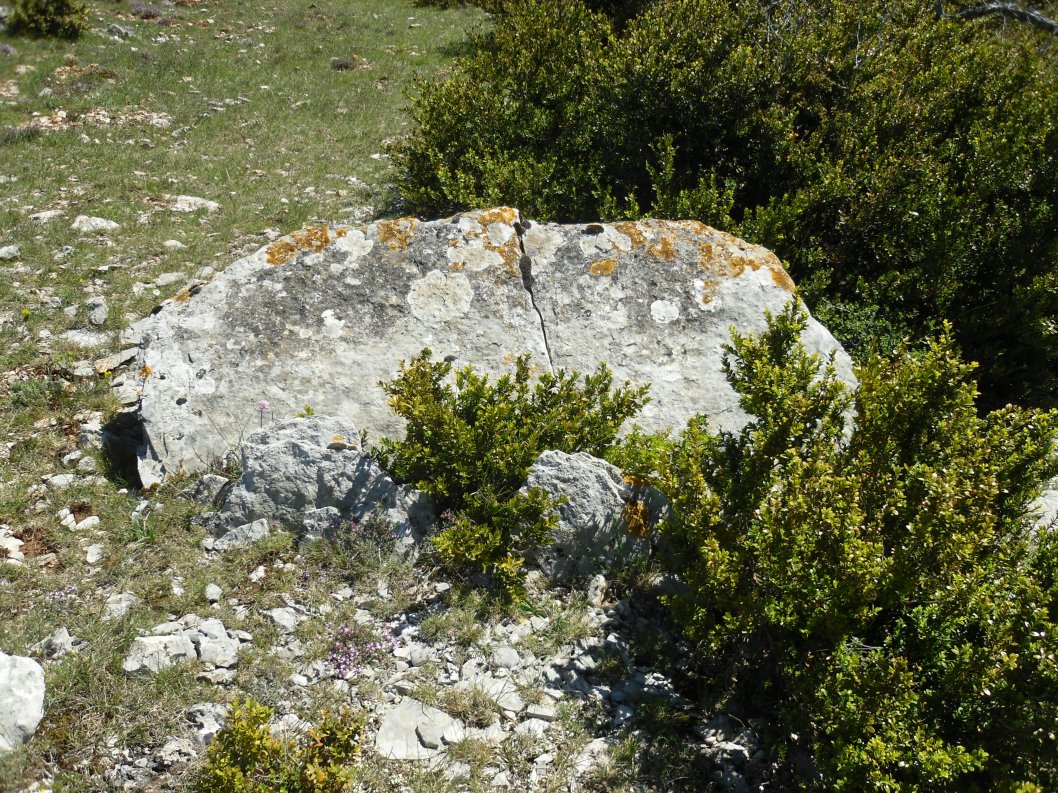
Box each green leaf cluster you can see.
[394,0,1058,409]
[190,697,364,793]
[629,302,1058,789]
[378,349,648,599]
[7,0,88,39]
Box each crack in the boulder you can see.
[514,219,555,374]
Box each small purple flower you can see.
[256,400,270,412]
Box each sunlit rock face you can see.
[130,208,853,486]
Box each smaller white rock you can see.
[72,215,121,233]
[162,239,187,250]
[170,195,220,213]
[45,473,76,490]
[75,515,100,531]
[204,584,222,603]
[491,647,521,670]
[0,652,45,753]
[155,272,184,287]
[123,634,196,674]
[0,245,20,261]
[85,296,108,327]
[104,592,140,620]
[29,209,64,223]
[264,607,300,633]
[85,544,104,565]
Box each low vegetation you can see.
[615,302,1058,789]
[378,349,648,599]
[190,697,364,793]
[7,0,89,39]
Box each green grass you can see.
[0,1,487,788]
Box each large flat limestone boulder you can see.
[132,209,853,485]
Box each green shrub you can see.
[624,301,1058,789]
[378,349,648,599]
[7,0,89,38]
[394,0,1058,410]
[191,697,364,793]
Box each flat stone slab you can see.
[131,209,854,483]
[375,697,458,760]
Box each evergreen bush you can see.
[190,698,364,793]
[616,301,1058,789]
[7,0,89,38]
[378,349,648,600]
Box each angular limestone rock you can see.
[523,450,662,579]
[122,634,197,674]
[375,697,459,760]
[132,210,853,484]
[204,416,434,545]
[0,652,45,753]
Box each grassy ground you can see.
[0,1,491,788]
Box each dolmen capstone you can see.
[130,208,854,487]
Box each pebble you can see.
[30,209,64,223]
[154,272,184,287]
[76,516,100,531]
[103,592,140,620]
[170,195,220,213]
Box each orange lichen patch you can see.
[139,364,153,379]
[590,258,617,276]
[491,240,522,277]
[699,281,721,305]
[647,236,679,261]
[612,221,647,247]
[622,500,651,538]
[335,227,349,238]
[727,255,752,278]
[291,226,332,253]
[475,207,518,226]
[266,239,299,266]
[448,261,465,272]
[377,218,418,251]
[769,264,796,293]
[173,288,193,304]
[264,225,333,265]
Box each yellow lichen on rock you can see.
[622,500,650,538]
[377,218,418,251]
[590,258,617,276]
[647,236,678,261]
[265,226,334,266]
[293,226,332,252]
[266,239,299,266]
[612,221,647,247]
[475,207,519,226]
